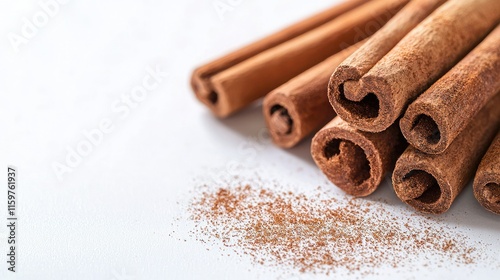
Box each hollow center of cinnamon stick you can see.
[270,105,293,135]
[323,139,370,185]
[337,83,380,119]
[208,91,219,105]
[401,170,441,203]
[483,183,500,204]
[410,114,441,145]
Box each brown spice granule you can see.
[188,184,481,275]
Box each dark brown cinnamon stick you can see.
[196,0,407,117]
[311,117,406,197]
[191,0,369,110]
[474,131,500,215]
[329,0,500,132]
[263,42,363,148]
[400,25,500,154]
[393,94,500,214]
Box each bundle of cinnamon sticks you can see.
[191,0,500,215]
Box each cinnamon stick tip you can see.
[393,159,452,214]
[474,175,500,214]
[396,170,438,202]
[269,106,293,136]
[196,89,227,117]
[327,65,362,103]
[329,74,393,132]
[263,94,303,148]
[207,91,219,105]
[312,127,382,197]
[400,106,447,154]
[482,183,500,205]
[190,67,205,92]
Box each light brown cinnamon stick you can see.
[474,131,500,215]
[329,0,500,132]
[311,117,407,197]
[191,0,369,109]
[393,93,500,214]
[197,0,408,117]
[263,42,363,148]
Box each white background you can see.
[0,0,499,279]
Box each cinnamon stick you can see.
[311,117,406,197]
[329,0,500,132]
[474,131,500,215]
[191,0,369,110]
[263,42,363,148]
[197,0,408,117]
[400,25,500,154]
[393,94,500,214]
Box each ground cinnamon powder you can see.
[187,183,479,275]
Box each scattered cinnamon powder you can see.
[188,183,480,275]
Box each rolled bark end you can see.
[312,117,405,197]
[327,0,449,132]
[401,25,500,154]
[474,132,500,214]
[475,179,500,215]
[409,114,441,144]
[338,83,380,119]
[329,75,395,132]
[392,154,451,214]
[395,94,500,214]
[269,106,293,136]
[263,94,305,149]
[197,89,227,117]
[207,91,219,105]
[191,71,230,117]
[400,108,446,154]
[191,71,215,106]
[323,139,371,186]
[396,170,440,202]
[483,184,500,204]
[263,42,363,149]
[312,130,377,197]
[330,0,500,133]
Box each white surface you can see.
[0,0,499,279]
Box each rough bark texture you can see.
[329,0,500,132]
[393,94,500,214]
[474,132,500,215]
[401,25,500,154]
[311,117,407,197]
[329,0,445,115]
